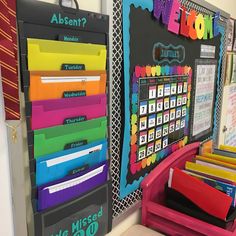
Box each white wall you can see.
[205,0,236,18]
[0,72,14,236]
[38,0,101,13]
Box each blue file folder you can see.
[36,139,107,186]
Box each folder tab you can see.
[29,70,106,101]
[31,94,107,130]
[185,161,236,183]
[27,38,107,71]
[34,117,107,158]
[36,139,107,186]
[38,161,108,211]
[203,153,236,165]
[219,145,236,153]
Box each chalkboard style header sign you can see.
[154,0,220,40]
[153,43,185,64]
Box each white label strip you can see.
[168,168,174,188]
[45,165,105,194]
[45,144,103,167]
[41,76,100,83]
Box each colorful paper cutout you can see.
[153,0,220,40]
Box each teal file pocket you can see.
[36,139,107,186]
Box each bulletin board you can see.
[109,0,229,218]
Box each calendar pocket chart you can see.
[120,65,192,198]
[134,66,191,163]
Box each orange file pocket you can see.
[29,70,107,101]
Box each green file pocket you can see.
[34,117,107,158]
[33,180,112,236]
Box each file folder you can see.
[36,139,107,186]
[184,170,236,207]
[38,161,108,211]
[31,94,107,130]
[29,70,107,101]
[169,168,232,220]
[214,149,236,158]
[34,117,107,158]
[219,145,236,153]
[165,186,236,229]
[185,161,236,184]
[195,155,236,171]
[203,153,236,165]
[27,38,107,71]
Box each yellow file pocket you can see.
[27,38,107,71]
[29,70,107,101]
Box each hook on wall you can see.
[59,0,79,11]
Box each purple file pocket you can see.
[37,161,108,211]
[31,94,106,130]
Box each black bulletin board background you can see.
[124,5,222,184]
[129,6,221,72]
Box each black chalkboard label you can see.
[64,140,87,150]
[61,64,85,70]
[63,90,86,98]
[59,34,81,42]
[68,164,89,176]
[64,116,87,125]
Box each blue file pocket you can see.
[36,139,107,186]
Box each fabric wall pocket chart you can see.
[29,70,107,101]
[27,38,107,71]
[34,117,107,158]
[36,139,107,186]
[17,0,111,234]
[31,94,107,130]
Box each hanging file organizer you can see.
[31,94,107,130]
[27,38,107,71]
[17,0,112,235]
[29,70,107,101]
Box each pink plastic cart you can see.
[141,142,236,236]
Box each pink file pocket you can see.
[31,94,106,130]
